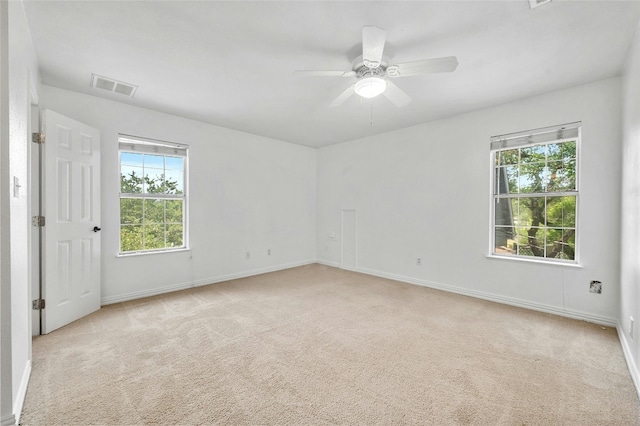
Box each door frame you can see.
[29,92,40,336]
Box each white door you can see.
[42,110,101,334]
[341,209,356,271]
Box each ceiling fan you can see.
[294,26,458,108]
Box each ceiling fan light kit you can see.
[354,76,387,98]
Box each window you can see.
[118,135,188,254]
[490,122,580,263]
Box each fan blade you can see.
[294,70,356,77]
[387,56,458,78]
[383,81,411,107]
[330,86,355,108]
[362,26,386,68]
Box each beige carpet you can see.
[20,264,639,425]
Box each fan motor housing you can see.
[352,55,390,79]
[356,65,386,78]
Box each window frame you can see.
[489,123,581,265]
[117,135,189,256]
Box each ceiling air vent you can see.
[91,74,138,98]
[529,0,551,9]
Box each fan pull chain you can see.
[370,103,374,127]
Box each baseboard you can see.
[316,259,340,268]
[0,414,15,426]
[356,266,617,327]
[102,257,617,325]
[13,360,31,425]
[101,259,317,305]
[192,259,317,288]
[617,322,640,399]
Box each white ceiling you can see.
[23,0,640,148]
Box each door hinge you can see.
[32,299,46,310]
[32,132,45,144]
[32,216,45,227]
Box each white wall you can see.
[318,77,622,325]
[40,86,317,303]
[620,21,640,392]
[1,1,39,425]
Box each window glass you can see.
[492,134,578,263]
[119,138,187,254]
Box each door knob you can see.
[92,226,101,232]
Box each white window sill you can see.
[486,254,583,268]
[117,247,191,258]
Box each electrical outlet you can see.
[589,280,602,294]
[416,258,422,266]
[631,317,635,340]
